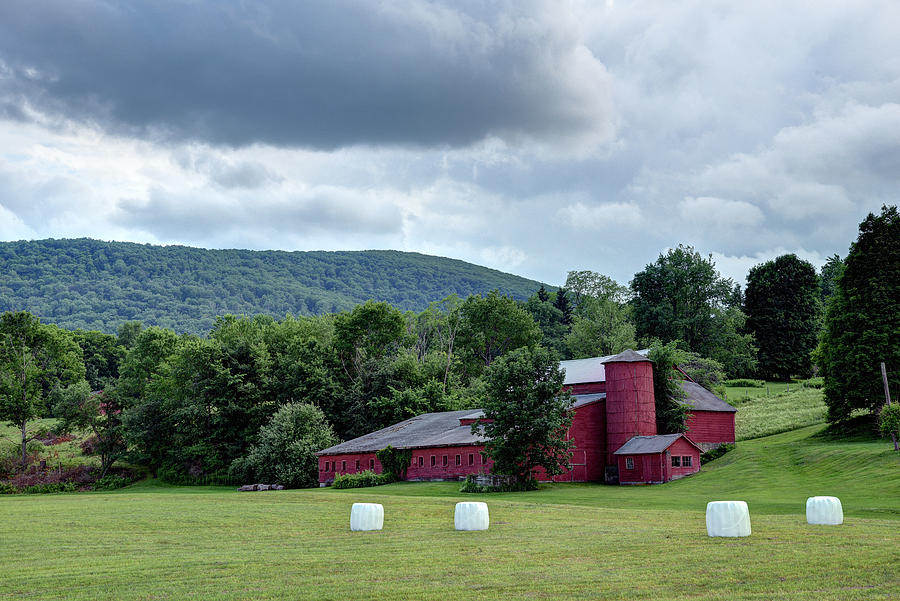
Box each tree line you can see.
[2,206,897,488]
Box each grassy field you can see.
[731,388,827,441]
[2,424,898,600]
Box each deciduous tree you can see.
[477,347,574,484]
[744,254,821,380]
[820,205,900,423]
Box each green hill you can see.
[0,238,546,334]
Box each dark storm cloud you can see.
[0,0,610,149]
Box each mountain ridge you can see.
[0,238,547,334]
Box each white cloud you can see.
[557,202,643,230]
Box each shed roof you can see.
[613,433,701,455]
[679,381,737,413]
[559,349,649,385]
[317,393,605,455]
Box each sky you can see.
[1,1,897,287]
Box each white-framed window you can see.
[682,456,693,467]
[625,457,634,470]
[468,454,474,466]
[430,455,436,467]
[671,456,681,467]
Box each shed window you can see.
[468,454,474,466]
[671,456,681,467]
[625,457,634,470]
[455,454,461,466]
[430,455,436,467]
[682,456,693,467]
[442,455,448,467]
[370,459,375,470]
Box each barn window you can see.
[430,455,436,467]
[419,456,424,467]
[442,455,448,467]
[682,456,693,467]
[671,456,681,467]
[468,454,474,466]
[455,455,461,466]
[625,457,634,470]
[342,461,346,472]
[355,460,360,471]
[370,459,375,470]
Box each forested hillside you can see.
[0,238,544,334]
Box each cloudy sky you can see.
[1,1,897,287]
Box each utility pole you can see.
[881,362,898,452]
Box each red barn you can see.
[317,349,736,486]
[613,433,702,484]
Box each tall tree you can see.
[819,254,843,307]
[477,346,574,484]
[54,381,127,478]
[564,270,630,306]
[744,254,821,380]
[0,311,86,469]
[457,290,542,376]
[630,245,737,353]
[820,206,900,424]
[648,342,688,434]
[565,297,636,359]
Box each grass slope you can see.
[2,425,899,600]
[731,388,828,441]
[0,238,545,334]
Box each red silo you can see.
[603,350,657,460]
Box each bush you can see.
[229,402,338,489]
[93,474,130,491]
[724,379,765,388]
[375,445,411,482]
[0,482,18,494]
[701,443,735,463]
[331,470,392,489]
[157,466,237,486]
[80,435,99,456]
[459,474,538,493]
[23,481,77,494]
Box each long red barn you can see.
[317,350,736,485]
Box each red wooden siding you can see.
[617,437,700,484]
[605,360,656,459]
[684,410,735,446]
[551,400,606,482]
[407,445,490,480]
[565,382,606,395]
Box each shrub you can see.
[459,474,538,493]
[23,481,77,494]
[701,443,735,463]
[331,470,392,489]
[93,474,130,491]
[0,482,18,494]
[157,466,237,486]
[724,379,765,388]
[80,435,99,456]
[229,402,338,489]
[375,445,411,482]
[878,404,900,442]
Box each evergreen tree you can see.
[553,288,574,325]
[744,254,821,380]
[820,206,900,424]
[537,285,550,303]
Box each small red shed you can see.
[613,433,702,484]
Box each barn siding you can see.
[565,382,606,395]
[685,410,736,447]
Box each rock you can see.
[257,484,270,491]
[273,485,285,490]
[238,485,257,492]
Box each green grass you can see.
[732,389,828,441]
[2,425,899,600]
[724,380,819,402]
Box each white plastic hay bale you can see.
[706,501,751,537]
[806,496,843,525]
[455,502,489,531]
[350,503,384,531]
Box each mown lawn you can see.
[2,424,898,600]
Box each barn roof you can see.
[679,381,737,412]
[613,433,701,455]
[559,349,649,385]
[316,393,605,455]
[602,349,652,364]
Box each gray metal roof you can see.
[559,349,649,385]
[317,393,607,455]
[602,349,652,364]
[613,434,687,455]
[679,381,737,413]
